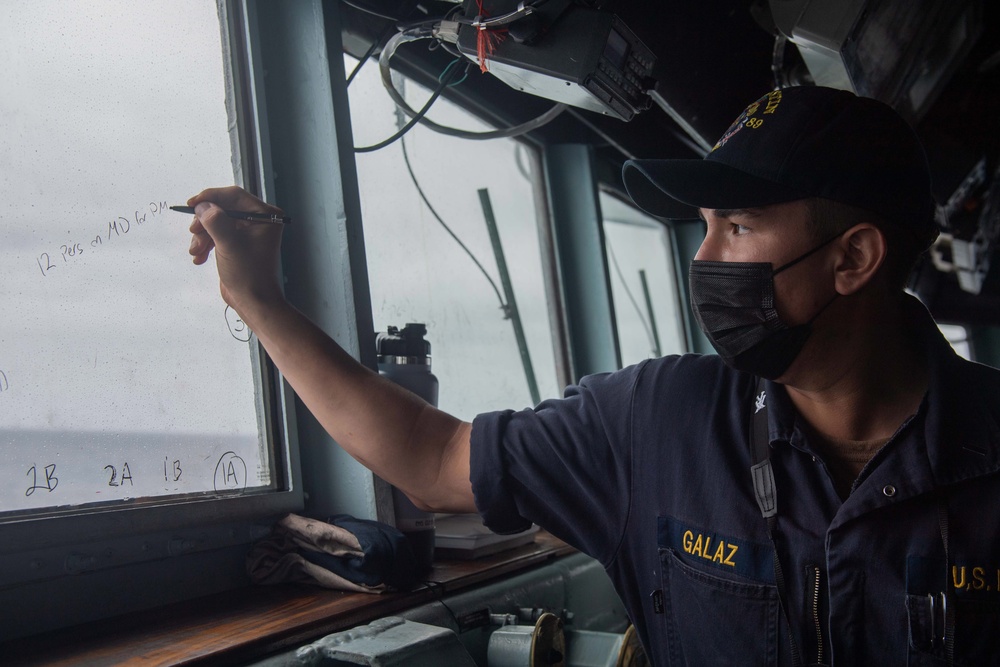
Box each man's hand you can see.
[187,186,285,320]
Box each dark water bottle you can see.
[376,323,438,571]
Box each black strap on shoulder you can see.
[751,377,777,518]
[750,377,803,667]
[937,495,955,666]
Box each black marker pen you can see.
[169,205,291,225]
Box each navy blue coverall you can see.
[470,298,1000,666]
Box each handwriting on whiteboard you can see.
[21,452,252,499]
[0,370,8,393]
[35,200,168,277]
[214,451,247,493]
[104,462,135,487]
[165,457,183,482]
[25,464,58,496]
[225,306,252,342]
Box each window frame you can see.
[0,0,610,643]
[347,63,569,416]
[348,51,574,395]
[598,187,691,363]
[0,0,311,641]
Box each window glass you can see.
[938,323,971,360]
[347,56,560,418]
[0,1,276,517]
[600,192,687,365]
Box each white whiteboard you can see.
[0,1,272,513]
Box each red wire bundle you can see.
[475,0,507,73]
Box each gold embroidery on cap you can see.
[763,89,783,114]
[712,89,783,150]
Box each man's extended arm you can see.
[187,186,476,514]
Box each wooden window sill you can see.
[4,532,573,666]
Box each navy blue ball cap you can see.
[623,86,938,248]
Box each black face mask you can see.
[689,235,840,380]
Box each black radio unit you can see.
[456,3,656,122]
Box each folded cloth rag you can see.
[247,513,420,593]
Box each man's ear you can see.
[833,223,887,295]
